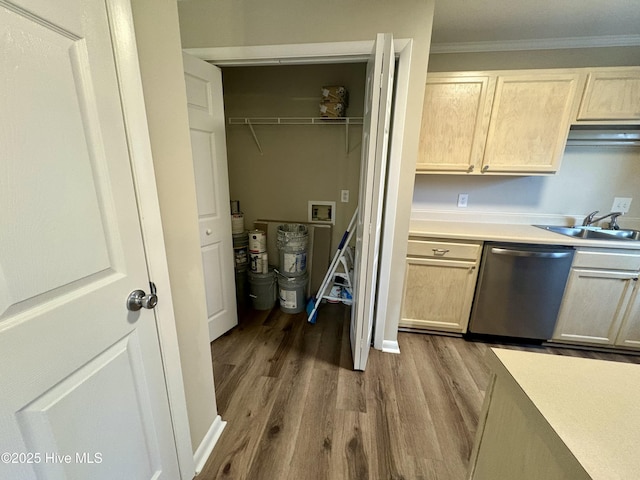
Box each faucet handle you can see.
[608,212,623,230]
[582,210,599,226]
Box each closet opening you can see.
[222,62,367,328]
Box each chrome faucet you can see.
[581,210,599,226]
[582,211,623,229]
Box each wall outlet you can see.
[341,190,349,203]
[612,197,632,213]
[457,193,469,208]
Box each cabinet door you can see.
[482,73,580,174]
[400,257,479,333]
[615,279,640,349]
[553,268,636,345]
[416,75,493,173]
[577,68,640,122]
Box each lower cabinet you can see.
[614,283,640,348]
[552,248,640,350]
[400,239,481,333]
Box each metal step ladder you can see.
[307,208,357,323]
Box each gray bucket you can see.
[277,224,308,277]
[235,269,248,305]
[277,271,308,314]
[233,231,249,271]
[247,267,277,310]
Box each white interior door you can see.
[351,33,395,371]
[183,53,238,342]
[0,1,180,479]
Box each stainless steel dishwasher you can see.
[468,243,574,340]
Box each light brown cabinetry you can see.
[416,74,492,173]
[417,70,580,175]
[400,238,481,333]
[552,248,640,350]
[483,73,579,174]
[576,67,640,123]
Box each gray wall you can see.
[223,63,365,250]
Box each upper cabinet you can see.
[417,70,581,175]
[576,67,640,123]
[417,74,493,173]
[484,73,579,174]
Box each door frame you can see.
[183,39,412,353]
[109,1,195,478]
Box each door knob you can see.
[127,283,158,311]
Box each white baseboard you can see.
[382,340,401,354]
[193,415,226,475]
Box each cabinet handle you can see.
[469,266,476,272]
[482,165,490,172]
[467,165,474,173]
[432,248,450,256]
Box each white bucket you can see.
[276,224,308,252]
[231,213,245,234]
[249,252,269,273]
[277,224,308,277]
[277,271,308,314]
[248,229,267,253]
[278,250,307,276]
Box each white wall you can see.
[413,147,640,226]
[130,0,218,453]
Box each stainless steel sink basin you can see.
[535,225,640,241]
[599,229,640,241]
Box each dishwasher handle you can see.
[491,247,573,259]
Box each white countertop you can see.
[490,348,640,480]
[409,219,640,250]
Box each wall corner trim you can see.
[382,340,401,355]
[193,415,227,475]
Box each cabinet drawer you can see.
[573,248,640,271]
[407,239,481,261]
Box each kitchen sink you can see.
[600,229,640,240]
[535,225,640,241]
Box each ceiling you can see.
[431,0,640,52]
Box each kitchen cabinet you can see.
[614,280,640,348]
[416,74,493,173]
[417,69,581,175]
[576,67,640,123]
[552,248,640,349]
[400,238,481,333]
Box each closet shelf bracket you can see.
[246,119,263,155]
[228,117,364,154]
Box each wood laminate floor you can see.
[196,304,640,480]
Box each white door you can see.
[351,33,395,371]
[183,53,238,342]
[0,1,180,479]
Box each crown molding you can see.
[430,34,640,54]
